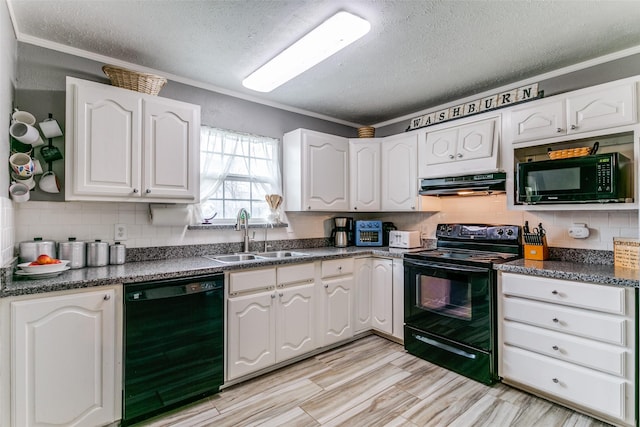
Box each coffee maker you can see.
[332,217,354,247]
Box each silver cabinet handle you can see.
[354,207,358,210]
[448,154,455,159]
[552,378,559,384]
[456,153,463,158]
[145,189,151,194]
[324,283,328,288]
[132,188,139,194]
[570,124,578,130]
[307,206,311,210]
[552,318,559,323]
[552,345,559,351]
[551,290,559,295]
[556,127,563,133]
[271,293,276,299]
[104,294,111,301]
[279,292,283,297]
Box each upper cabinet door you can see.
[349,139,381,211]
[66,77,200,203]
[72,81,142,197]
[511,99,566,143]
[303,131,350,211]
[456,119,495,161]
[567,82,637,134]
[423,127,458,166]
[381,133,418,211]
[143,98,200,201]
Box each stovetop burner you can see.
[407,248,520,265]
[404,224,522,267]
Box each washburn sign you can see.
[407,83,540,131]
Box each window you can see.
[199,127,281,221]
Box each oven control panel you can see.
[436,224,520,241]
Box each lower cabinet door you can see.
[11,288,119,427]
[502,345,627,421]
[227,292,276,380]
[276,283,316,362]
[371,259,393,334]
[321,276,354,346]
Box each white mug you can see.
[32,158,43,175]
[9,182,30,203]
[9,152,35,177]
[9,122,44,146]
[39,171,61,193]
[11,173,35,190]
[11,109,36,126]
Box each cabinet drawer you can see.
[502,345,626,421]
[321,258,354,278]
[229,268,276,294]
[277,263,315,286]
[503,297,626,345]
[503,320,626,377]
[501,273,626,314]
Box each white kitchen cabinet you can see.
[498,272,635,427]
[320,258,354,346]
[381,133,419,211]
[1,286,122,427]
[227,264,316,380]
[226,290,277,380]
[510,80,637,144]
[371,258,393,334]
[419,116,499,178]
[349,139,381,211]
[391,259,404,341]
[283,128,349,211]
[353,257,372,333]
[65,76,200,203]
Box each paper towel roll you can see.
[149,205,192,226]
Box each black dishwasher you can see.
[122,274,224,426]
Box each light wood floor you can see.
[136,335,612,427]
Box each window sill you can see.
[187,222,289,231]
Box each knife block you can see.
[524,236,549,260]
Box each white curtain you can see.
[195,126,282,222]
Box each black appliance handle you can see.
[126,280,223,301]
[404,258,488,273]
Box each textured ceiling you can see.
[7,0,640,126]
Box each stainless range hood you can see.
[419,172,506,196]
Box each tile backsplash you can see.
[10,196,639,256]
[0,197,15,266]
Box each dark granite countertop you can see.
[495,259,640,288]
[1,247,405,298]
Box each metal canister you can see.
[86,240,109,267]
[109,242,126,265]
[58,238,86,269]
[19,237,56,263]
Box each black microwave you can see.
[517,152,631,204]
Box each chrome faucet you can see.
[264,222,274,252]
[236,208,250,252]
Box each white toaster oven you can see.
[389,230,421,248]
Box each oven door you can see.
[404,258,494,350]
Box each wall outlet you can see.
[114,224,128,241]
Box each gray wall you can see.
[15,43,358,140]
[376,53,640,137]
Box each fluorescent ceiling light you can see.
[242,11,371,92]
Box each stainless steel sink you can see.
[206,254,260,263]
[254,251,309,258]
[204,251,309,263]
